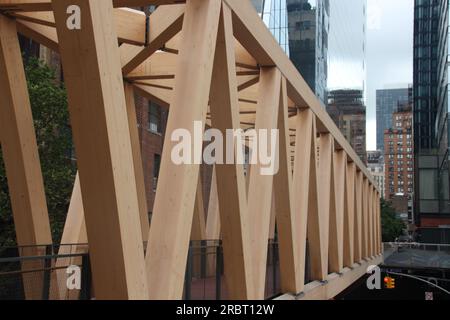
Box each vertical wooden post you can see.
[368,185,374,258]
[269,193,277,240]
[354,171,363,262]
[144,0,223,299]
[248,67,280,299]
[0,15,52,300]
[124,83,150,239]
[273,77,300,294]
[209,3,253,300]
[292,109,323,290]
[52,0,148,299]
[376,192,381,255]
[379,193,382,254]
[362,178,369,259]
[317,133,335,276]
[371,186,377,257]
[191,177,207,241]
[344,162,356,267]
[54,173,87,300]
[331,150,346,273]
[205,167,220,240]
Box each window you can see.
[148,102,162,134]
[153,154,161,192]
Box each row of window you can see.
[387,154,414,159]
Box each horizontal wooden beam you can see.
[0,0,185,12]
[10,7,165,46]
[276,255,383,300]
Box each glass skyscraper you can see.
[413,0,450,243]
[252,0,290,55]
[327,0,367,93]
[287,0,329,105]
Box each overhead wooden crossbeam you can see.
[0,0,185,12]
[0,0,383,301]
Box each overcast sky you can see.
[366,0,414,150]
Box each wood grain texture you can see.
[52,0,148,299]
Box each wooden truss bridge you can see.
[0,0,382,300]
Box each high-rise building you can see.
[376,87,412,152]
[327,89,366,164]
[287,0,328,104]
[285,0,366,108]
[367,150,386,199]
[384,104,414,201]
[413,0,450,243]
[327,0,367,93]
[252,0,290,54]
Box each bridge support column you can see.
[0,15,53,300]
[52,0,149,299]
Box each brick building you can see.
[384,104,414,200]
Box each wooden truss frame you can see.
[0,0,382,300]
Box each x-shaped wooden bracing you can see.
[0,0,382,300]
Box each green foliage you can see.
[0,57,75,248]
[380,198,405,242]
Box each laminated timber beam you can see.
[0,0,383,301]
[273,77,301,294]
[292,109,324,293]
[247,66,280,299]
[145,0,222,300]
[0,0,185,12]
[354,170,364,262]
[124,83,150,238]
[0,15,53,300]
[52,0,148,299]
[344,162,356,267]
[121,5,185,74]
[53,174,87,300]
[9,6,183,47]
[276,255,383,301]
[317,133,337,276]
[330,150,346,273]
[208,3,253,299]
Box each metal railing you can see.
[0,244,90,300]
[383,242,450,270]
[0,241,281,300]
[183,240,281,300]
[383,242,450,253]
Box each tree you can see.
[380,198,405,242]
[0,57,75,248]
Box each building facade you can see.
[327,89,367,164]
[285,0,366,108]
[327,0,367,93]
[384,105,414,201]
[367,150,386,199]
[252,0,290,54]
[287,0,328,104]
[376,87,412,152]
[414,0,450,242]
